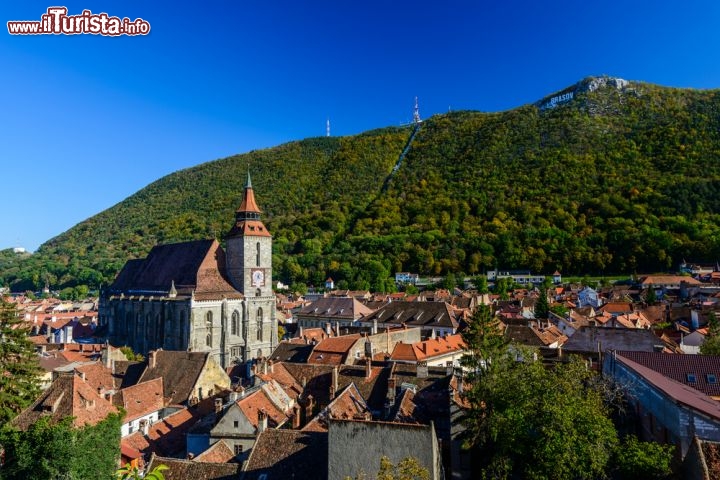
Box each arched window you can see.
[205,311,213,347]
[231,311,240,336]
[256,307,263,341]
[256,242,261,267]
[256,288,261,297]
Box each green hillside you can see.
[4,76,720,292]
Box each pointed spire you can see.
[236,170,262,218]
[169,280,177,298]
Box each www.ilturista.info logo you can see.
[7,7,150,36]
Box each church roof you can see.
[237,174,262,214]
[109,239,242,300]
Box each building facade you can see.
[100,174,276,369]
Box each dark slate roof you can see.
[243,430,328,480]
[109,239,242,300]
[361,302,459,330]
[504,325,545,347]
[268,341,313,363]
[279,362,390,412]
[563,327,663,354]
[147,454,240,480]
[113,360,146,389]
[298,297,373,320]
[615,350,720,397]
[138,350,208,405]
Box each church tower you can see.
[226,173,276,360]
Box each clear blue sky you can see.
[2,1,720,251]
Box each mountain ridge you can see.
[3,76,720,292]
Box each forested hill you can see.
[4,76,720,293]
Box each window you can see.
[687,373,697,383]
[256,308,264,341]
[233,420,239,428]
[231,311,240,336]
[708,374,718,384]
[206,311,213,347]
[256,242,261,267]
[235,444,244,455]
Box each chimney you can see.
[215,397,223,414]
[417,361,428,378]
[299,326,304,340]
[66,325,73,344]
[293,403,302,429]
[305,395,314,422]
[79,371,86,382]
[262,360,268,375]
[332,366,339,395]
[387,377,396,404]
[325,322,332,336]
[372,318,378,336]
[301,376,307,388]
[268,360,274,373]
[148,350,157,369]
[430,329,436,340]
[40,345,47,354]
[335,321,340,337]
[257,409,267,433]
[365,358,372,379]
[105,392,114,404]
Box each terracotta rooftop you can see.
[389,334,466,362]
[194,439,237,463]
[309,334,362,365]
[118,377,165,423]
[302,383,369,432]
[237,388,289,429]
[11,373,118,430]
[122,395,222,457]
[614,351,720,397]
[612,352,720,421]
[640,275,702,286]
[74,361,115,394]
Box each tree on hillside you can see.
[700,312,720,355]
[0,299,42,423]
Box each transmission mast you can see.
[326,118,330,137]
[413,96,421,124]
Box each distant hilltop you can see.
[536,75,631,110]
[4,75,720,292]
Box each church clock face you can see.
[251,268,265,287]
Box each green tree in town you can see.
[117,463,169,480]
[346,456,429,480]
[461,304,620,480]
[613,435,674,479]
[700,312,720,355]
[534,289,550,320]
[0,412,123,479]
[645,287,658,304]
[0,299,42,423]
[474,276,489,294]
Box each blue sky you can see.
[2,1,720,251]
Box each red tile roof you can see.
[119,377,165,422]
[615,351,720,397]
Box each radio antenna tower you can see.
[326,118,330,137]
[413,96,421,124]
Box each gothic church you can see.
[100,174,276,369]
